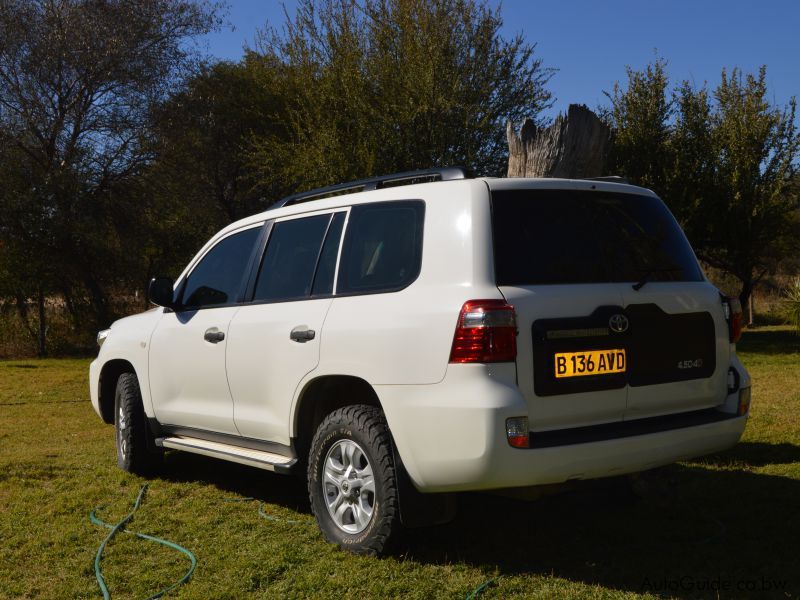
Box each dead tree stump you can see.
[506,104,612,178]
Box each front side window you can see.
[337,201,425,294]
[181,226,261,309]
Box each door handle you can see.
[290,326,316,343]
[204,328,225,343]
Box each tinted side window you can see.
[253,214,330,301]
[182,227,261,308]
[311,212,346,296]
[337,201,424,294]
[491,190,703,285]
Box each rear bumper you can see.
[377,363,748,493]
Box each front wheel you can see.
[307,405,398,555]
[114,372,162,475]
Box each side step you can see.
[156,436,297,474]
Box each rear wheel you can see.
[114,372,162,475]
[307,405,398,555]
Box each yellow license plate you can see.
[554,349,626,378]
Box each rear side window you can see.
[491,189,703,286]
[337,201,424,294]
[181,226,261,308]
[253,214,331,301]
[311,212,346,296]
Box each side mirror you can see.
[148,277,176,309]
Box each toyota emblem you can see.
[609,314,629,333]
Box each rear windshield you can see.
[491,189,703,286]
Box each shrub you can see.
[783,279,800,334]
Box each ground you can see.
[1,327,798,599]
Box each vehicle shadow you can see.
[395,465,799,599]
[152,450,799,599]
[694,440,800,467]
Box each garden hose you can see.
[89,484,196,600]
[466,575,502,599]
[223,496,303,524]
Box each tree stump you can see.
[506,104,612,178]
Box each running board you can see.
[156,436,297,474]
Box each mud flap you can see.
[392,443,457,528]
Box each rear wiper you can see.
[632,266,682,291]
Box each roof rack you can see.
[272,166,470,209]
[581,176,631,184]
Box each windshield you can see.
[490,189,704,286]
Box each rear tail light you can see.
[722,296,743,343]
[738,387,751,416]
[449,299,517,363]
[506,417,529,448]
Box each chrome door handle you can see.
[290,326,315,343]
[204,328,225,343]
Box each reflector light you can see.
[449,300,517,363]
[506,417,529,448]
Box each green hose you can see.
[224,496,302,524]
[466,575,502,599]
[89,484,197,600]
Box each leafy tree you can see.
[0,0,221,353]
[249,0,554,191]
[605,57,673,194]
[606,62,799,312]
[700,68,799,305]
[138,58,292,292]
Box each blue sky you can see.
[201,0,799,120]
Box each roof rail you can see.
[272,166,470,209]
[581,175,631,184]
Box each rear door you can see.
[491,186,726,431]
[619,282,730,420]
[226,210,347,444]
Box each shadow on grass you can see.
[395,466,799,599]
[153,449,799,599]
[155,452,311,514]
[694,441,800,467]
[738,328,800,355]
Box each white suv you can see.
[89,168,751,554]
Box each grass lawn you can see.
[1,327,798,599]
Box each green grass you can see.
[1,328,799,599]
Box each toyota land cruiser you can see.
[89,168,750,554]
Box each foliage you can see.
[249,0,554,191]
[606,60,800,308]
[0,0,221,353]
[783,279,800,334]
[140,58,292,281]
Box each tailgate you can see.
[490,185,729,432]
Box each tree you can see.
[0,0,221,354]
[138,58,292,295]
[249,0,554,192]
[606,61,799,313]
[700,68,799,307]
[604,57,673,194]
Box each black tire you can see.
[114,372,162,475]
[307,405,398,555]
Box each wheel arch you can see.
[293,375,381,461]
[98,359,137,424]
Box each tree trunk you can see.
[739,279,753,325]
[37,287,46,358]
[83,272,110,328]
[507,104,612,178]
